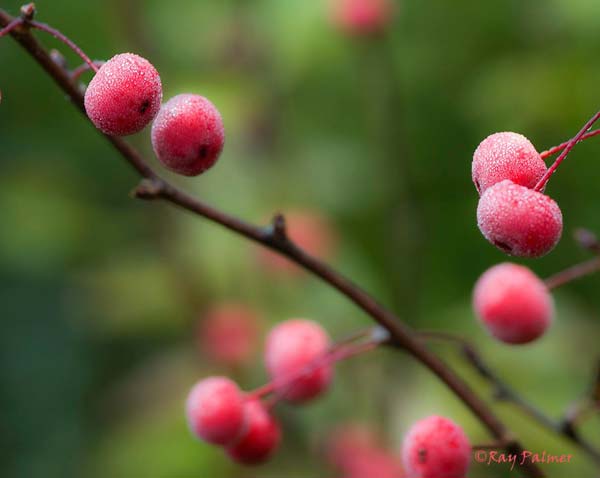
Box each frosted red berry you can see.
[472,132,547,194]
[331,0,394,36]
[84,53,162,136]
[151,94,225,176]
[226,399,281,465]
[401,415,471,478]
[477,180,563,257]
[265,319,333,403]
[186,377,246,446]
[198,303,260,367]
[473,263,553,344]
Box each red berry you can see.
[186,377,246,446]
[84,53,162,136]
[226,399,281,465]
[258,210,337,275]
[473,263,553,344]
[472,132,547,194]
[198,303,260,367]
[265,319,333,403]
[327,424,403,478]
[401,415,471,478]
[331,0,394,36]
[477,180,563,257]
[151,94,225,176]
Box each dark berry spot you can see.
[139,99,150,114]
[418,448,427,464]
[493,240,513,254]
[198,145,209,159]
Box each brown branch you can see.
[0,6,550,476]
[420,332,600,464]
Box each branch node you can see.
[272,212,287,236]
[20,3,35,21]
[50,48,67,69]
[132,178,165,200]
[574,228,600,253]
[371,325,392,345]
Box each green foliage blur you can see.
[1,0,600,477]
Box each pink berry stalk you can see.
[534,109,600,191]
[540,128,600,159]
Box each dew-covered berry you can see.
[472,132,547,194]
[226,399,281,465]
[401,415,471,478]
[331,0,394,36]
[198,303,260,367]
[84,53,162,136]
[265,319,333,403]
[151,94,225,176]
[186,377,246,446]
[473,263,553,344]
[477,180,563,257]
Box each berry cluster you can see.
[469,120,600,345]
[186,319,333,464]
[84,53,224,177]
[473,132,562,258]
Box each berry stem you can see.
[29,20,99,73]
[540,128,600,159]
[534,110,600,191]
[70,60,105,81]
[544,257,600,290]
[248,327,383,400]
[0,17,22,37]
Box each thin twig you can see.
[420,331,600,464]
[0,7,556,476]
[540,128,600,159]
[544,257,600,290]
[535,110,600,191]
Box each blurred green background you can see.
[1,0,600,477]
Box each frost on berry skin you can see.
[226,399,281,465]
[401,415,471,478]
[331,0,394,36]
[151,94,225,176]
[264,319,333,403]
[472,132,547,194]
[473,263,553,344]
[186,377,246,446]
[84,53,162,136]
[477,180,563,258]
[198,303,260,368]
